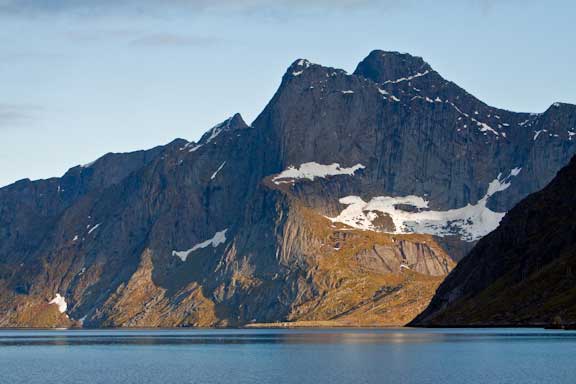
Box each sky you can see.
[1,0,575,187]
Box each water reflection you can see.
[1,328,575,347]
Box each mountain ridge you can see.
[1,50,575,328]
[5,51,573,189]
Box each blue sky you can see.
[1,0,574,187]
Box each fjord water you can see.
[1,328,575,384]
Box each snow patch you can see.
[292,59,311,76]
[179,142,193,151]
[182,141,204,152]
[49,294,67,313]
[327,168,522,242]
[192,115,247,154]
[447,102,499,136]
[384,70,431,84]
[172,229,228,262]
[510,167,522,177]
[87,223,101,235]
[204,119,230,143]
[211,162,226,180]
[273,162,365,185]
[533,130,546,140]
[477,122,499,136]
[518,119,531,127]
[81,160,96,168]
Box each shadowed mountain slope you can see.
[411,155,576,328]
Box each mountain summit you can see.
[354,50,433,83]
[1,51,575,328]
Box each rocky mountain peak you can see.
[353,50,433,84]
[287,58,312,75]
[197,113,249,145]
[228,112,249,128]
[549,102,576,111]
[282,58,347,84]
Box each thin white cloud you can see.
[129,34,222,47]
[0,0,392,17]
[0,104,41,130]
[0,0,539,19]
[63,28,223,47]
[64,29,139,42]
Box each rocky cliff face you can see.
[1,50,575,328]
[411,155,576,327]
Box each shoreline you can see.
[0,322,573,331]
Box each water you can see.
[1,328,575,384]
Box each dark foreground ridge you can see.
[411,155,576,328]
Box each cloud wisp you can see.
[0,0,538,19]
[0,104,41,130]
[129,34,223,47]
[0,0,388,17]
[63,28,223,48]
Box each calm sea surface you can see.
[0,328,575,384]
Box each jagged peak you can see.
[179,114,249,153]
[197,113,249,144]
[549,101,576,110]
[226,113,249,130]
[536,102,576,118]
[353,50,434,84]
[288,58,312,77]
[284,57,347,80]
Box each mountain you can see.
[1,50,575,328]
[411,155,576,328]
